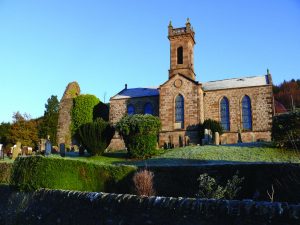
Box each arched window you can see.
[144,103,153,115]
[177,46,183,64]
[242,96,252,130]
[220,97,230,131]
[127,104,135,115]
[175,94,184,123]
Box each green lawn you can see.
[148,144,300,164]
[3,144,300,166]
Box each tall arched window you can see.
[242,96,252,130]
[144,103,153,115]
[177,46,183,64]
[220,97,230,131]
[175,94,184,123]
[127,104,135,115]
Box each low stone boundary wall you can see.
[0,186,299,225]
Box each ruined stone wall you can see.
[203,85,273,143]
[56,82,80,146]
[0,186,299,225]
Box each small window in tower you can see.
[177,46,183,64]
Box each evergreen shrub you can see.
[71,94,100,135]
[196,171,244,199]
[78,118,114,155]
[10,156,136,192]
[116,114,161,158]
[272,111,300,149]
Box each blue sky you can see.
[0,0,299,123]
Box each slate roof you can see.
[111,87,159,100]
[202,75,270,91]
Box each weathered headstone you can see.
[208,129,212,144]
[214,132,220,145]
[60,143,65,157]
[185,136,190,146]
[0,144,3,159]
[39,139,46,152]
[45,136,52,156]
[12,142,21,160]
[251,133,256,142]
[238,127,243,143]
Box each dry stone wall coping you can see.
[0,186,299,225]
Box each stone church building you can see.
[109,19,273,148]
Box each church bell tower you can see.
[168,18,196,80]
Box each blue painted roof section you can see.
[111,87,159,100]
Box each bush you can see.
[133,169,155,196]
[196,171,244,199]
[71,94,100,135]
[0,162,13,184]
[116,115,161,159]
[10,156,136,192]
[199,119,223,140]
[78,118,114,155]
[272,111,300,149]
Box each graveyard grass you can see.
[56,144,300,165]
[151,145,300,163]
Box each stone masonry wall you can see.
[159,74,203,147]
[109,96,159,125]
[0,186,299,225]
[108,96,159,150]
[56,82,80,146]
[204,85,273,143]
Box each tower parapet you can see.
[168,19,195,43]
[168,18,196,80]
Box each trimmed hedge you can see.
[10,156,137,192]
[71,94,100,135]
[78,118,114,155]
[0,162,13,184]
[116,115,161,158]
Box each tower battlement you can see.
[168,18,196,80]
[168,19,195,43]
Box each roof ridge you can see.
[203,75,266,83]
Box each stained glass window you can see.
[175,94,184,123]
[242,95,252,130]
[127,104,135,115]
[220,97,230,131]
[144,103,153,115]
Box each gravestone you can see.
[202,129,213,145]
[45,136,52,156]
[208,129,212,143]
[238,127,243,143]
[251,133,256,142]
[0,144,3,159]
[214,132,220,145]
[60,143,65,157]
[12,142,21,160]
[39,139,46,152]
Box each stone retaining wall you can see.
[0,186,299,225]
